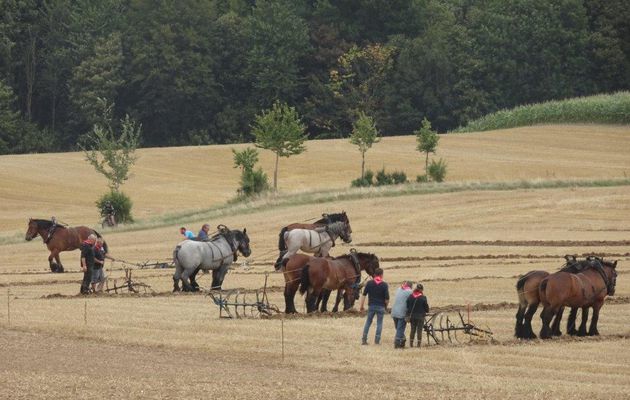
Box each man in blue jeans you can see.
[391,280,413,348]
[359,268,389,345]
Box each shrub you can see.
[391,171,407,184]
[351,169,374,187]
[428,158,448,182]
[375,168,393,186]
[416,174,429,183]
[96,191,133,223]
[239,168,270,197]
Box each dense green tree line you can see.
[0,0,628,154]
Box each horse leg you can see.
[284,284,298,314]
[332,290,344,313]
[588,303,602,336]
[319,289,332,312]
[523,303,539,339]
[210,270,220,290]
[54,252,64,273]
[180,268,193,292]
[214,265,230,290]
[567,307,579,335]
[343,288,353,311]
[551,307,564,336]
[48,250,59,273]
[577,307,589,336]
[539,306,555,339]
[515,303,527,338]
[189,267,201,291]
[173,264,182,292]
[305,289,319,313]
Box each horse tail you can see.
[299,264,310,295]
[278,227,289,251]
[173,245,182,268]
[539,278,549,304]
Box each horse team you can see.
[25,214,620,340]
[515,255,618,340]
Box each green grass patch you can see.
[453,92,630,133]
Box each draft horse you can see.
[274,212,351,269]
[24,218,105,273]
[298,251,379,313]
[539,258,618,339]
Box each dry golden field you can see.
[1,124,630,399]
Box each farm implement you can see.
[208,273,280,318]
[104,268,154,294]
[423,310,493,345]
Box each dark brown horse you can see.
[298,251,379,313]
[539,258,618,339]
[275,212,350,269]
[24,218,105,273]
[515,270,558,339]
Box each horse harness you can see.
[564,258,614,296]
[203,231,238,265]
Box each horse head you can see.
[25,218,40,241]
[234,228,251,258]
[334,221,352,244]
[358,252,379,277]
[602,259,618,296]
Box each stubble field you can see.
[1,124,629,399]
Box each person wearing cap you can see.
[80,234,97,294]
[179,227,195,240]
[197,224,211,241]
[406,283,430,348]
[359,268,389,345]
[391,280,413,348]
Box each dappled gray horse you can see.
[277,221,351,270]
[173,228,251,292]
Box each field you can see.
[1,124,630,399]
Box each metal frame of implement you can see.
[104,268,154,294]
[208,273,280,318]
[423,311,493,345]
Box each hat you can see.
[415,283,424,291]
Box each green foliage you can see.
[252,101,307,191]
[350,112,380,179]
[415,117,440,174]
[96,191,133,223]
[416,174,429,183]
[232,147,259,172]
[428,158,448,182]
[454,92,630,133]
[352,168,406,187]
[79,100,141,191]
[239,168,270,197]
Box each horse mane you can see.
[32,219,65,230]
[315,211,348,225]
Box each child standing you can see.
[406,283,429,347]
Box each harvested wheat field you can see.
[1,124,630,399]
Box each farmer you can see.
[406,283,430,348]
[179,227,195,240]
[80,234,97,294]
[359,268,389,345]
[91,237,108,293]
[391,280,413,348]
[197,224,211,241]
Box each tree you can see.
[415,117,439,175]
[232,147,269,197]
[232,147,259,172]
[252,101,307,191]
[79,100,141,192]
[349,112,380,179]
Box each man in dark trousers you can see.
[359,268,389,345]
[80,234,97,294]
[406,283,430,347]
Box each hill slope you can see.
[0,124,628,232]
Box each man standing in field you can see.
[80,234,97,294]
[406,283,430,348]
[359,268,389,345]
[197,224,211,241]
[91,237,108,293]
[391,280,413,348]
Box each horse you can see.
[539,258,618,339]
[298,251,379,313]
[274,221,352,271]
[515,270,553,339]
[172,227,251,292]
[24,218,106,273]
[274,212,351,269]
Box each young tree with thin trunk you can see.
[415,117,439,175]
[349,111,380,179]
[252,101,307,191]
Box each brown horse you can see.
[24,218,105,273]
[274,212,350,269]
[515,270,557,339]
[539,258,618,339]
[298,251,379,313]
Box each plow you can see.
[422,310,493,345]
[207,273,280,318]
[104,268,154,294]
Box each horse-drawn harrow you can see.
[423,311,493,345]
[208,273,280,318]
[104,268,154,294]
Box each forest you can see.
[0,0,628,154]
